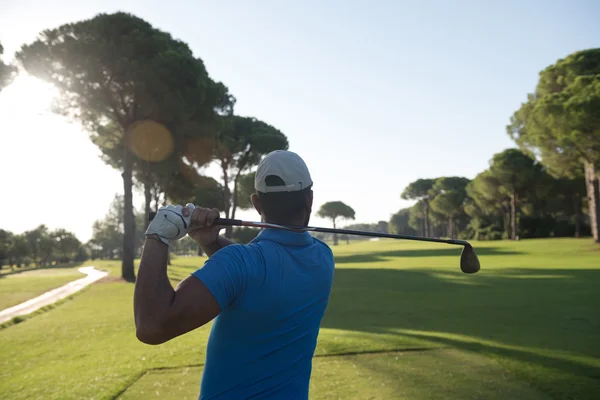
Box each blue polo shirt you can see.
[191,228,335,399]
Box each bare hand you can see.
[186,207,223,247]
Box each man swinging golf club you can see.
[134,150,335,399]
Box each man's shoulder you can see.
[310,236,333,256]
[197,244,264,283]
[212,243,263,264]
[250,233,333,256]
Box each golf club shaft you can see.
[148,212,470,247]
[217,218,470,247]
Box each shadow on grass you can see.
[320,267,600,399]
[333,247,523,264]
[0,261,85,278]
[397,330,600,377]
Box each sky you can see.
[0,0,598,242]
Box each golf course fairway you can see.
[0,238,598,399]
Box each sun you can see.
[0,74,59,118]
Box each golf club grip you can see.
[214,218,243,226]
[147,212,242,227]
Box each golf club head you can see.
[460,244,480,274]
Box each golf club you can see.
[148,212,481,274]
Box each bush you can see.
[75,246,89,262]
[519,216,555,238]
[552,220,574,237]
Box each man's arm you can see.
[133,236,221,345]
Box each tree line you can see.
[388,148,587,241]
[0,191,266,271]
[0,226,86,270]
[388,48,599,243]
[320,49,599,245]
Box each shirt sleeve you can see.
[191,245,248,311]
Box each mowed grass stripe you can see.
[119,349,551,400]
[0,238,598,399]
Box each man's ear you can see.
[251,193,262,215]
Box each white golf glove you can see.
[145,203,195,246]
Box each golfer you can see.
[134,150,335,399]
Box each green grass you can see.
[0,238,598,399]
[121,349,551,400]
[0,264,85,310]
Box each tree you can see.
[548,176,588,238]
[465,170,511,239]
[518,151,587,238]
[170,236,199,256]
[376,221,389,234]
[16,12,231,281]
[408,201,427,236]
[507,48,600,243]
[427,207,448,238]
[487,149,549,240]
[429,177,470,239]
[236,171,256,211]
[52,229,81,262]
[89,194,125,260]
[89,220,122,260]
[0,41,16,91]
[232,227,260,244]
[132,117,233,232]
[199,116,288,237]
[389,209,416,236]
[74,246,89,262]
[338,223,381,243]
[316,201,356,245]
[12,235,30,268]
[464,150,551,240]
[90,120,177,232]
[401,179,435,236]
[0,230,14,269]
[164,162,223,208]
[164,169,224,256]
[23,225,56,267]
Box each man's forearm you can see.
[133,236,174,341]
[201,235,235,257]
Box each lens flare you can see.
[128,120,174,162]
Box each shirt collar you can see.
[251,228,313,246]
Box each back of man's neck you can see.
[265,218,306,227]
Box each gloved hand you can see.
[145,203,195,246]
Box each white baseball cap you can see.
[254,150,313,193]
